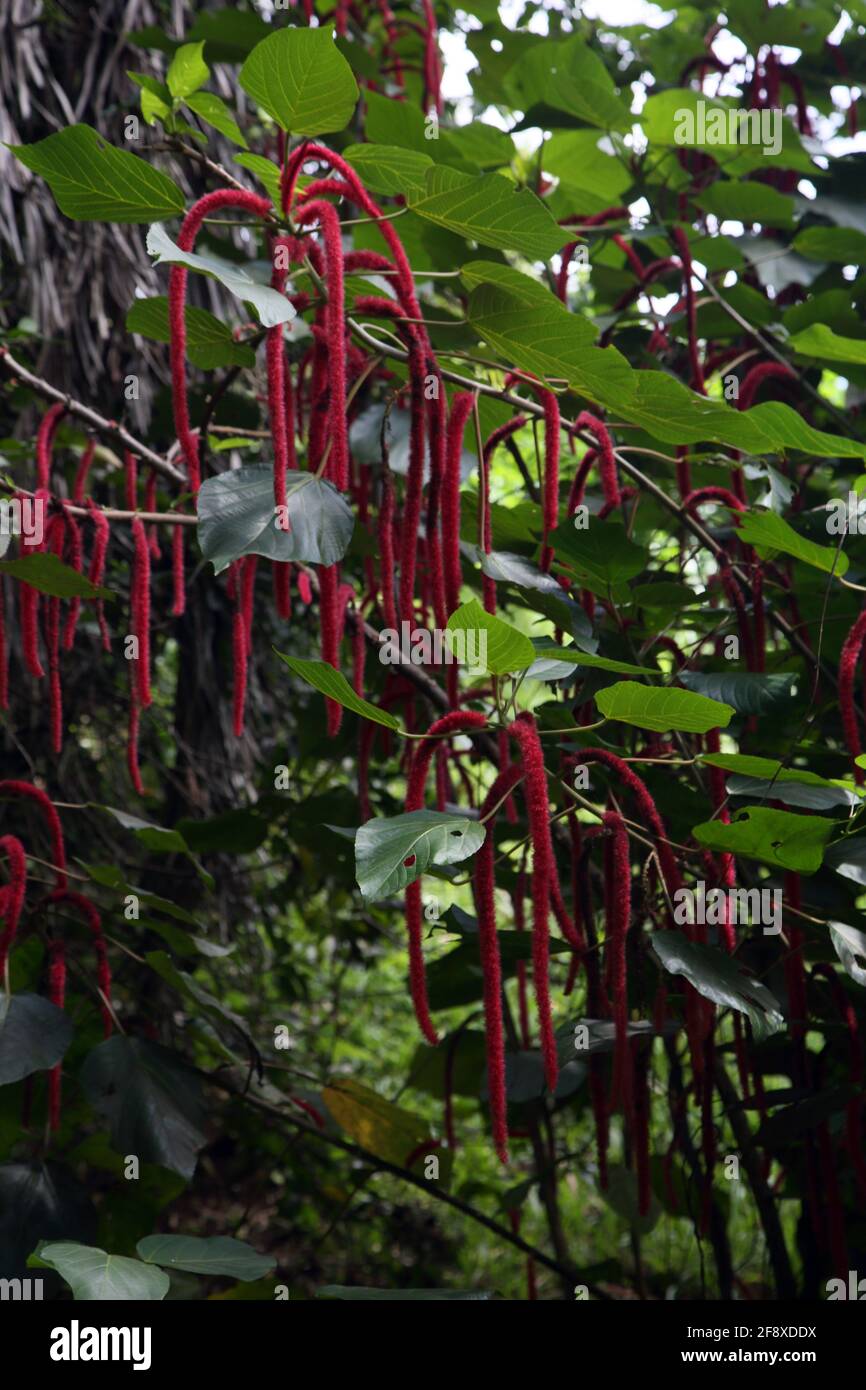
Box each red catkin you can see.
[131,515,152,708]
[0,835,28,979]
[736,361,797,412]
[0,780,67,889]
[72,439,96,504]
[318,564,343,737]
[169,189,272,492]
[508,712,558,1093]
[35,402,65,491]
[86,502,111,650]
[128,685,145,794]
[295,199,349,490]
[45,890,112,1037]
[404,711,488,1044]
[839,606,866,782]
[443,392,474,614]
[297,569,313,606]
[603,810,633,1118]
[171,525,186,618]
[472,763,525,1164]
[575,412,621,508]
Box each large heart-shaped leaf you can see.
[239,26,359,135]
[825,834,866,887]
[322,1078,451,1183]
[678,671,798,715]
[651,931,784,1041]
[0,994,74,1085]
[445,598,535,675]
[39,1242,169,1301]
[828,921,866,986]
[548,520,646,595]
[343,144,433,196]
[126,296,255,369]
[736,509,848,576]
[596,682,733,734]
[408,166,567,260]
[147,225,294,329]
[726,775,857,811]
[355,810,485,900]
[691,806,835,874]
[198,466,353,574]
[136,1234,274,1281]
[274,653,400,731]
[80,1036,207,1180]
[0,553,112,600]
[0,1163,96,1278]
[10,124,184,222]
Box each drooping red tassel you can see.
[274,562,292,618]
[86,502,111,650]
[443,392,474,614]
[297,569,313,606]
[318,564,342,737]
[403,711,488,1044]
[61,511,83,652]
[171,524,186,618]
[473,763,525,1164]
[131,515,152,709]
[566,748,682,901]
[839,606,866,783]
[35,403,65,492]
[72,439,96,504]
[46,890,112,1037]
[736,361,796,412]
[168,189,272,492]
[127,683,145,794]
[0,834,27,979]
[603,810,633,1118]
[0,780,67,889]
[575,412,620,508]
[295,200,349,490]
[508,711,558,1092]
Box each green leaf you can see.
[788,322,866,366]
[726,776,857,812]
[640,90,817,173]
[128,73,172,125]
[548,519,646,594]
[80,1036,208,1180]
[184,91,248,148]
[126,296,255,369]
[355,810,485,900]
[678,671,799,715]
[0,1164,96,1277]
[39,1242,169,1301]
[793,226,866,263]
[691,806,835,874]
[0,995,73,1086]
[10,124,184,222]
[146,224,294,329]
[531,643,647,676]
[701,753,843,789]
[651,932,784,1041]
[828,922,866,987]
[445,598,536,675]
[274,653,400,731]
[317,1285,492,1300]
[507,34,630,131]
[239,27,359,135]
[408,168,567,260]
[197,465,353,574]
[136,1234,274,1280]
[0,552,112,600]
[466,279,639,412]
[825,835,866,887]
[167,41,209,100]
[322,1078,452,1183]
[596,682,733,734]
[343,144,433,196]
[736,509,848,576]
[233,153,281,204]
[695,182,795,226]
